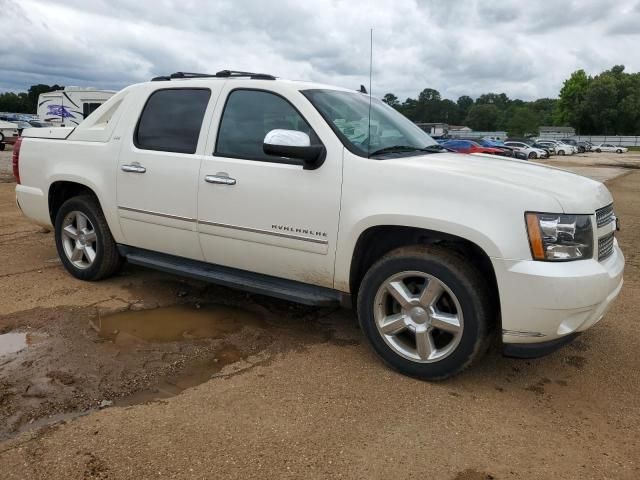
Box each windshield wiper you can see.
[369,145,446,156]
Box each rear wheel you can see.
[55,195,123,281]
[596,148,601,153]
[357,246,494,380]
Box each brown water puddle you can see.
[94,304,269,406]
[97,304,265,345]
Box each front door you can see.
[116,86,217,260]
[197,84,343,288]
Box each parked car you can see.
[473,138,526,160]
[441,139,506,156]
[536,140,573,156]
[12,120,32,135]
[594,144,628,154]
[28,120,54,128]
[503,141,548,159]
[531,142,555,156]
[13,70,624,380]
[0,120,19,150]
[560,139,590,153]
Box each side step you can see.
[118,245,343,307]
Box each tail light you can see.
[12,136,23,184]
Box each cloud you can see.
[0,0,638,102]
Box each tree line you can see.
[382,65,640,136]
[0,84,64,114]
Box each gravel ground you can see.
[0,147,639,479]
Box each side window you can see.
[215,89,319,163]
[135,89,211,154]
[82,102,103,118]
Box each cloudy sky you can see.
[1,0,639,101]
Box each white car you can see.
[503,141,549,159]
[537,140,574,156]
[0,120,19,151]
[594,144,628,154]
[13,70,624,380]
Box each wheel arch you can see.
[347,225,500,318]
[48,180,102,224]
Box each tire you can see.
[596,148,601,153]
[54,195,123,281]
[528,152,536,159]
[558,149,565,156]
[0,143,5,151]
[579,147,585,153]
[616,149,622,154]
[356,245,495,380]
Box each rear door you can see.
[196,83,343,288]
[116,85,222,260]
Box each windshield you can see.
[302,89,438,157]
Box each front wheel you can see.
[596,148,601,153]
[558,149,565,156]
[617,149,623,154]
[357,246,494,380]
[528,152,536,159]
[55,195,123,281]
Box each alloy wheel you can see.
[60,211,98,269]
[373,271,464,363]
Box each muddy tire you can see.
[54,195,123,281]
[357,245,494,380]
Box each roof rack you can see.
[151,70,276,81]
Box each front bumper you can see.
[492,242,624,350]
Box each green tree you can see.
[505,106,539,136]
[382,93,400,108]
[554,69,590,128]
[456,95,474,121]
[464,104,500,131]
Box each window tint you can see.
[135,89,211,154]
[216,89,318,163]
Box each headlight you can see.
[525,213,593,261]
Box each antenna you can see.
[367,28,373,157]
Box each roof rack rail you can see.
[151,70,276,81]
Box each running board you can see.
[117,245,343,307]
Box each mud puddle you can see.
[0,299,346,440]
[95,304,266,345]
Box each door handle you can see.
[205,174,236,186]
[121,163,146,174]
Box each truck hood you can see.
[397,152,612,213]
[22,126,75,140]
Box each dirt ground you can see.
[0,146,639,479]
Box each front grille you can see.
[598,232,615,260]
[596,203,614,228]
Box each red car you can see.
[441,139,505,155]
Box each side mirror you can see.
[263,129,326,170]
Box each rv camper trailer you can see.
[37,87,116,126]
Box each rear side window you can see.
[215,89,319,163]
[82,102,103,118]
[135,89,211,154]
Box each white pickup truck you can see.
[13,71,624,379]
